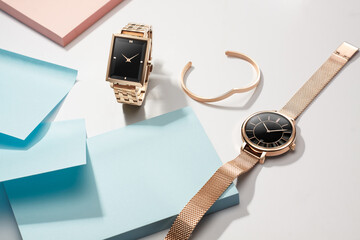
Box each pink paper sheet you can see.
[0,0,122,46]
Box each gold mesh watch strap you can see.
[113,23,152,106]
[165,151,259,240]
[279,42,358,120]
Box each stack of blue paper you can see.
[0,49,239,240]
[0,48,78,140]
[0,49,86,182]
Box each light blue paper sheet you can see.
[0,119,87,182]
[5,107,239,240]
[0,49,77,140]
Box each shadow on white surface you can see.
[123,60,188,125]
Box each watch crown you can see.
[147,60,153,72]
[259,152,266,164]
[290,142,296,151]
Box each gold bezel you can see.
[241,110,296,157]
[105,33,151,87]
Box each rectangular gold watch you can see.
[105,23,153,106]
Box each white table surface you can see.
[1,0,360,239]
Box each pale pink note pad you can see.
[0,0,123,46]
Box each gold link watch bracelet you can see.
[165,42,358,240]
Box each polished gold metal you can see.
[165,42,358,240]
[180,51,261,103]
[165,151,259,240]
[106,23,153,106]
[279,42,358,120]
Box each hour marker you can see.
[129,40,133,43]
[267,116,270,121]
[276,118,280,123]
[140,61,143,63]
[257,116,262,122]
[266,143,270,148]
[281,124,288,127]
[257,139,263,144]
[113,57,117,59]
[124,77,127,80]
[250,122,256,126]
[246,129,253,132]
[274,142,279,146]
[249,137,256,140]
[284,131,291,134]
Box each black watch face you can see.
[243,112,294,149]
[108,36,148,83]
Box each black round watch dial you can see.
[244,112,293,149]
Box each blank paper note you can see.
[0,0,123,46]
[5,107,239,240]
[0,48,77,140]
[0,119,87,182]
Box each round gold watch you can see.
[165,42,358,240]
[105,23,153,106]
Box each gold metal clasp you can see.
[333,42,358,60]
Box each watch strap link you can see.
[122,22,152,39]
[113,23,152,106]
[279,42,358,120]
[113,84,148,105]
[165,151,259,240]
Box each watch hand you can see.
[122,53,130,62]
[262,122,269,133]
[128,53,139,61]
[267,129,288,133]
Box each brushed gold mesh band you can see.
[165,151,259,240]
[113,23,152,106]
[279,42,358,120]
